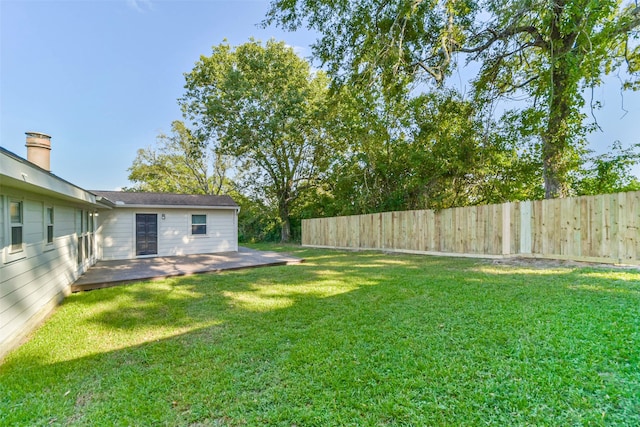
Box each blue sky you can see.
[1,0,638,191]
[1,0,316,190]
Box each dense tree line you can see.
[129,1,640,241]
[265,0,640,198]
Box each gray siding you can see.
[0,190,94,361]
[0,197,4,253]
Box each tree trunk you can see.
[542,92,572,200]
[542,38,576,198]
[279,190,291,242]
[540,0,573,199]
[280,214,291,243]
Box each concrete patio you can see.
[71,247,304,292]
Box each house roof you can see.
[91,190,239,209]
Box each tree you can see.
[320,84,417,214]
[406,92,545,208]
[128,120,230,195]
[129,120,280,243]
[574,142,640,195]
[265,0,640,198]
[180,39,336,242]
[303,86,543,217]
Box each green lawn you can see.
[1,245,639,426]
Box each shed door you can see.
[136,214,158,256]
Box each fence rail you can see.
[302,191,640,265]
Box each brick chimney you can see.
[25,132,52,171]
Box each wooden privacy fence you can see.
[302,190,640,265]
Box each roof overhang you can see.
[109,204,240,211]
[94,195,115,209]
[1,148,100,207]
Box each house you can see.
[0,132,239,360]
[92,190,238,260]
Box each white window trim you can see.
[44,205,55,250]
[191,213,208,237]
[5,198,26,263]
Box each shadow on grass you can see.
[1,248,639,426]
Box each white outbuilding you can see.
[92,190,239,260]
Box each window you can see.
[10,200,23,252]
[76,209,83,234]
[46,206,54,244]
[191,214,207,235]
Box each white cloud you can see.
[126,0,153,13]
[285,44,308,56]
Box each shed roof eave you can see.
[111,204,240,211]
[94,195,116,209]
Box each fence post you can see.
[502,202,511,256]
[520,200,532,254]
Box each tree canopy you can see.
[180,39,337,242]
[265,0,640,198]
[128,120,230,195]
[303,86,543,217]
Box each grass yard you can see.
[1,245,639,426]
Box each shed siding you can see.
[0,191,91,361]
[159,210,237,256]
[98,209,134,260]
[98,208,237,260]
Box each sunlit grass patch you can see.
[473,265,571,276]
[222,279,365,313]
[1,246,639,426]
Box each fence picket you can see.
[301,191,640,265]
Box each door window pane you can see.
[46,207,54,244]
[10,201,22,223]
[11,227,23,252]
[76,210,83,234]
